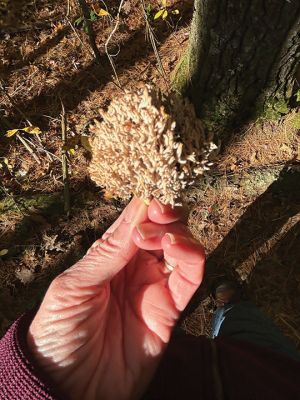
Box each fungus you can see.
[89,85,216,206]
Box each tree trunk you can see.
[173,0,300,134]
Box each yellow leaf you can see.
[92,5,109,16]
[154,9,164,20]
[161,0,167,7]
[22,126,41,134]
[97,8,109,16]
[104,190,114,200]
[0,249,8,256]
[6,129,19,137]
[162,9,168,19]
[3,158,13,169]
[53,21,63,32]
[172,9,180,14]
[69,148,76,156]
[80,136,92,152]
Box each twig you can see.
[104,0,126,85]
[60,101,71,216]
[1,80,54,162]
[16,134,41,165]
[140,0,168,84]
[77,0,101,63]
[0,115,41,165]
[67,18,93,57]
[66,0,71,17]
[21,136,57,161]
[278,316,300,342]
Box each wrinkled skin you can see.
[28,198,205,400]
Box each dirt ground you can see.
[0,0,300,348]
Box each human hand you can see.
[27,197,205,400]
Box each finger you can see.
[132,221,188,250]
[148,198,185,224]
[75,198,148,285]
[95,197,147,243]
[161,233,205,311]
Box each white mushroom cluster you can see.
[89,85,216,206]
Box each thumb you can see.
[71,198,149,285]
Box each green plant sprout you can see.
[154,0,179,20]
[74,5,109,33]
[62,135,91,156]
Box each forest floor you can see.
[0,0,300,346]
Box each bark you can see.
[174,0,300,133]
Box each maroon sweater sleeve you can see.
[1,314,300,400]
[0,314,65,400]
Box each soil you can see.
[0,0,300,349]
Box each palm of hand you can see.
[28,198,205,400]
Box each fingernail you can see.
[136,224,158,240]
[165,233,177,244]
[154,198,165,214]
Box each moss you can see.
[254,96,290,122]
[201,94,241,133]
[291,112,300,129]
[241,168,281,197]
[171,50,190,95]
[0,193,63,215]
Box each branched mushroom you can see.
[89,85,217,206]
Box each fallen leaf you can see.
[0,249,8,256]
[15,267,35,284]
[5,129,19,137]
[80,136,92,152]
[97,8,109,16]
[22,126,41,134]
[162,9,168,19]
[43,234,64,252]
[104,190,114,200]
[154,9,164,20]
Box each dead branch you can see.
[104,0,126,85]
[61,101,71,217]
[16,134,41,165]
[140,0,168,84]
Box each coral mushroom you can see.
[89,85,216,206]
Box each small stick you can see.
[60,101,71,216]
[21,136,57,161]
[67,18,94,57]
[16,134,41,165]
[77,0,101,63]
[0,80,50,161]
[104,0,126,85]
[140,0,168,84]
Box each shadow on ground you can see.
[183,163,300,344]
